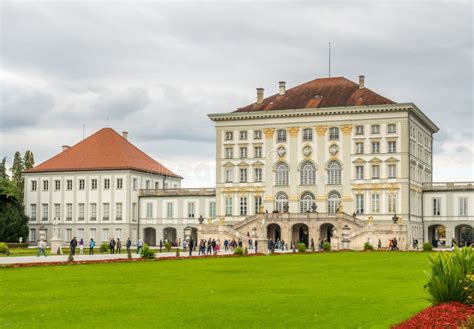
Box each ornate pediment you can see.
[385,157,400,163]
[352,157,367,164]
[238,161,249,168]
[369,157,382,164]
[252,161,264,168]
[223,161,235,168]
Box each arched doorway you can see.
[320,223,335,243]
[292,223,309,246]
[428,225,446,247]
[455,225,473,246]
[144,227,156,246]
[267,223,281,242]
[184,226,198,244]
[163,227,177,245]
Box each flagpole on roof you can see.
[328,41,331,78]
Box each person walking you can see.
[159,240,163,253]
[188,238,194,256]
[136,237,144,255]
[310,238,315,252]
[70,236,78,255]
[79,238,84,255]
[224,239,229,251]
[254,239,258,253]
[378,239,382,251]
[89,238,95,255]
[109,238,115,254]
[116,238,122,254]
[37,239,47,257]
[126,238,132,253]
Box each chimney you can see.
[358,75,365,89]
[278,81,286,95]
[62,145,70,152]
[256,88,264,104]
[122,131,128,140]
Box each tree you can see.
[0,157,7,180]
[9,151,24,200]
[0,178,28,242]
[24,151,34,170]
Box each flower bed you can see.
[392,302,474,329]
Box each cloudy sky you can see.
[1,1,473,186]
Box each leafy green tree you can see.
[0,157,7,180]
[24,151,34,170]
[0,178,28,242]
[9,151,24,200]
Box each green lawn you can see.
[0,252,431,328]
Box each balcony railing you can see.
[140,218,205,225]
[140,187,216,197]
[90,217,97,221]
[423,182,474,191]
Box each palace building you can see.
[23,75,473,249]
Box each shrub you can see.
[164,242,172,252]
[322,242,331,251]
[297,243,307,253]
[99,242,109,253]
[234,246,244,255]
[0,242,10,255]
[140,244,155,259]
[363,242,374,251]
[423,242,433,251]
[425,247,474,305]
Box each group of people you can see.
[376,237,399,250]
[66,236,134,255]
[108,237,131,254]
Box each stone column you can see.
[315,126,327,211]
[263,128,275,212]
[341,124,353,213]
[288,127,299,213]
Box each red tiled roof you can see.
[25,128,181,178]
[234,77,395,112]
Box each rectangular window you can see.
[78,179,85,190]
[103,203,110,220]
[30,204,37,221]
[240,197,247,215]
[29,228,36,242]
[225,131,233,140]
[388,194,397,213]
[166,202,174,218]
[66,180,72,190]
[31,180,37,191]
[388,164,397,178]
[132,203,137,221]
[356,166,364,180]
[254,196,262,214]
[387,124,397,133]
[356,194,364,214]
[459,197,468,216]
[372,141,380,153]
[43,180,49,191]
[54,180,60,190]
[254,146,262,158]
[65,228,72,241]
[355,125,364,135]
[225,197,233,216]
[240,168,247,183]
[115,228,122,240]
[91,179,97,190]
[225,147,233,159]
[371,165,380,179]
[371,194,380,213]
[225,169,233,183]
[54,203,60,219]
[371,125,380,134]
[115,203,122,220]
[77,228,84,239]
[239,131,247,140]
[355,142,364,154]
[187,202,195,218]
[90,228,96,240]
[254,130,262,140]
[277,129,286,143]
[78,203,85,221]
[388,141,397,153]
[433,198,441,216]
[66,203,72,221]
[240,147,247,158]
[209,201,216,218]
[155,181,160,189]
[329,127,339,140]
[146,180,150,189]
[146,202,153,218]
[104,179,110,190]
[102,228,109,242]
[254,168,262,182]
[303,128,313,141]
[116,178,123,189]
[133,178,138,190]
[42,204,48,221]
[90,203,97,221]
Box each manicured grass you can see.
[0,252,431,328]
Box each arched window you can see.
[275,192,288,213]
[299,191,315,213]
[275,162,289,186]
[300,161,316,185]
[327,191,341,214]
[327,160,342,185]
